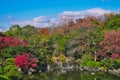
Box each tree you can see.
[14,53,38,73]
[96,31,120,60]
[0,36,27,52]
[39,28,50,36]
[0,46,33,59]
[5,25,22,37]
[105,14,120,29]
[9,25,20,30]
[65,27,93,59]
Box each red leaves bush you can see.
[111,53,120,60]
[96,31,120,60]
[0,36,28,51]
[14,53,38,70]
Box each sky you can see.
[0,0,120,31]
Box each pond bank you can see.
[23,71,120,80]
[47,64,120,77]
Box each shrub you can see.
[114,59,120,69]
[3,58,17,74]
[80,54,94,67]
[58,54,66,63]
[14,53,39,73]
[0,46,34,59]
[2,58,22,80]
[111,53,120,60]
[0,36,28,52]
[3,65,22,80]
[80,60,86,67]
[0,75,10,80]
[105,14,120,29]
[96,31,120,60]
[95,62,101,67]
[101,58,114,69]
[86,61,95,67]
[75,59,81,64]
[86,61,101,67]
[0,61,3,74]
[81,54,93,61]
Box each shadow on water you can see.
[22,71,120,80]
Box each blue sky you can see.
[0,0,120,30]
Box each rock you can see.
[79,67,84,71]
[61,69,66,73]
[108,69,113,74]
[28,72,32,75]
[91,72,95,75]
[47,65,51,71]
[28,68,36,74]
[28,68,35,72]
[39,70,41,73]
[84,66,89,71]
[113,69,119,75]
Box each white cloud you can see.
[11,16,59,28]
[59,8,111,21]
[11,8,111,28]
[33,16,50,23]
[0,28,4,32]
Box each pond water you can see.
[22,71,120,80]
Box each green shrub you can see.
[80,60,87,67]
[114,59,120,69]
[75,59,81,64]
[5,58,15,65]
[3,58,23,80]
[86,61,95,67]
[5,69,23,80]
[0,61,3,74]
[101,58,114,69]
[86,61,101,67]
[80,54,100,67]
[95,62,101,67]
[105,14,120,29]
[0,46,34,59]
[0,75,10,80]
[3,58,17,74]
[81,54,93,61]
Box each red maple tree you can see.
[0,36,28,51]
[96,31,120,60]
[14,53,38,70]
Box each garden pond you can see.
[20,71,120,80]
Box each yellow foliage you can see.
[51,57,58,63]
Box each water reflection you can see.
[23,71,120,80]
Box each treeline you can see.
[0,13,120,79]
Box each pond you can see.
[21,71,120,80]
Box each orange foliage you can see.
[39,28,50,36]
[52,16,104,35]
[76,17,104,27]
[104,13,114,21]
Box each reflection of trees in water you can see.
[22,71,120,80]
